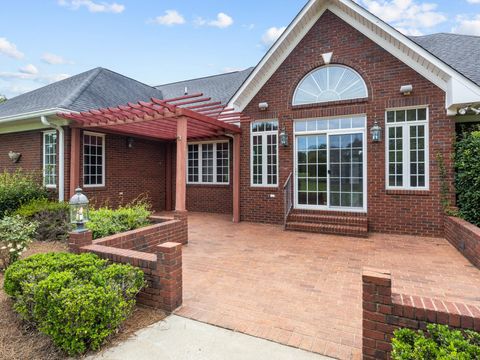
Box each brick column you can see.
[156,242,182,312]
[68,230,93,254]
[362,268,394,360]
[173,210,188,245]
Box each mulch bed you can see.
[0,241,166,360]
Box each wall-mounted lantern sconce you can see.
[127,137,134,149]
[8,151,21,163]
[400,84,413,96]
[280,126,289,147]
[370,121,382,142]
[258,102,269,111]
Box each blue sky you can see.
[1,0,479,98]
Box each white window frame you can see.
[250,120,279,187]
[83,131,106,188]
[385,106,430,191]
[43,130,57,188]
[187,140,230,185]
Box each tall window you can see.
[43,131,57,188]
[386,108,429,190]
[293,65,368,106]
[83,132,105,187]
[188,141,229,184]
[251,120,278,187]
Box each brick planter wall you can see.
[362,268,480,359]
[445,216,480,269]
[68,212,188,312]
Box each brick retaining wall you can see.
[362,268,480,359]
[445,216,480,269]
[68,212,188,312]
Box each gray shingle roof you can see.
[0,67,163,119]
[410,33,480,86]
[156,68,254,105]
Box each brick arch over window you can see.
[292,64,368,106]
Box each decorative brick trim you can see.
[362,268,480,360]
[385,190,431,196]
[68,231,93,254]
[445,216,480,269]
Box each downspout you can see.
[41,116,65,202]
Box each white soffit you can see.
[228,0,480,113]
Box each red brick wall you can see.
[362,268,480,359]
[445,216,480,269]
[240,10,455,236]
[0,130,43,173]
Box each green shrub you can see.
[87,200,152,239]
[0,215,38,269]
[0,170,48,218]
[455,131,480,226]
[3,252,144,355]
[15,199,71,241]
[392,324,480,359]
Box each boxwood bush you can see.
[87,200,152,239]
[15,199,71,241]
[0,170,48,218]
[392,324,480,359]
[455,130,480,226]
[3,252,145,355]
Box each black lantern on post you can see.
[370,121,382,142]
[280,126,289,147]
[69,188,89,233]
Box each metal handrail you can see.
[283,172,293,229]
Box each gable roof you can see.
[410,33,480,87]
[156,68,254,105]
[227,0,480,114]
[0,67,163,120]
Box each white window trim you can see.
[43,130,57,189]
[250,120,279,188]
[187,140,230,185]
[385,107,430,191]
[83,131,106,188]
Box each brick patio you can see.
[175,213,480,360]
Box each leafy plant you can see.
[0,170,48,219]
[0,215,38,269]
[15,199,71,241]
[3,252,145,355]
[87,200,152,239]
[392,324,480,359]
[455,131,480,226]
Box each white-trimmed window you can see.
[188,141,229,184]
[386,108,429,190]
[83,132,105,187]
[251,120,278,187]
[43,131,57,188]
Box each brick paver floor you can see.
[175,213,480,360]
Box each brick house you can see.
[1,0,480,238]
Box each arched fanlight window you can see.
[293,65,368,106]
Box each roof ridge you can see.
[411,32,480,39]
[59,67,103,109]
[156,67,254,88]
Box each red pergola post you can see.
[69,128,81,197]
[175,117,188,212]
[165,143,173,211]
[233,133,241,223]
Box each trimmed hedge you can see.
[455,130,480,226]
[392,324,480,359]
[4,253,145,355]
[0,170,48,219]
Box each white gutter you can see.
[41,115,65,202]
[0,108,71,124]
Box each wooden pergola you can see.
[59,93,248,223]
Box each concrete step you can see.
[285,221,369,238]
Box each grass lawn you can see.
[0,241,166,360]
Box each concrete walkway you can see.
[91,315,332,360]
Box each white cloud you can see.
[42,52,74,65]
[0,38,24,59]
[243,24,255,30]
[261,26,287,46]
[0,70,70,84]
[358,0,446,35]
[150,10,185,26]
[453,15,480,36]
[195,13,234,29]
[466,0,480,3]
[58,0,125,14]
[19,64,39,75]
